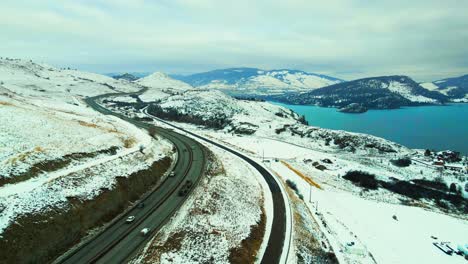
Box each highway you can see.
[143,110,288,264]
[57,93,207,264]
[58,89,288,264]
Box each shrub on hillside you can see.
[286,179,303,200]
[390,157,411,167]
[411,178,448,192]
[342,170,379,190]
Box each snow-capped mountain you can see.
[420,74,468,102]
[171,67,343,96]
[137,72,193,90]
[272,75,448,112]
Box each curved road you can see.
[58,89,288,263]
[57,94,206,264]
[143,110,288,264]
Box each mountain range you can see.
[420,74,468,102]
[108,68,468,112]
[171,67,343,96]
[269,75,450,112]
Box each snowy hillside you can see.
[420,74,468,102]
[131,93,467,263]
[132,147,268,263]
[0,58,141,104]
[273,75,448,112]
[0,59,174,252]
[0,90,172,235]
[104,73,406,154]
[172,67,343,96]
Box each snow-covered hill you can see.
[136,72,194,102]
[272,75,448,112]
[0,58,173,241]
[420,74,468,102]
[105,74,405,154]
[0,58,141,104]
[172,68,343,96]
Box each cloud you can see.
[0,0,467,81]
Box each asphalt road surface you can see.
[57,93,207,264]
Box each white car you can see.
[126,216,135,223]
[169,171,175,177]
[140,228,150,236]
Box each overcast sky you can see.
[1,0,467,81]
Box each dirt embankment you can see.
[0,157,172,264]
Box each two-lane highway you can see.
[57,94,207,264]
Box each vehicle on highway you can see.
[137,203,144,208]
[178,180,193,196]
[169,171,175,177]
[125,216,135,223]
[178,188,189,196]
[140,228,150,236]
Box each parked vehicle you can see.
[169,171,175,177]
[137,203,144,208]
[126,216,135,223]
[140,228,150,236]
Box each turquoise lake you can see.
[271,102,468,154]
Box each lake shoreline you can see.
[270,101,468,155]
[268,100,468,114]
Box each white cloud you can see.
[0,0,467,81]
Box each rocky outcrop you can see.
[338,103,367,113]
[0,157,172,264]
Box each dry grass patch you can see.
[0,101,14,106]
[141,232,187,263]
[122,137,137,148]
[228,207,266,264]
[281,160,323,189]
[7,146,44,165]
[78,120,98,128]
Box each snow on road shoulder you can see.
[133,146,268,264]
